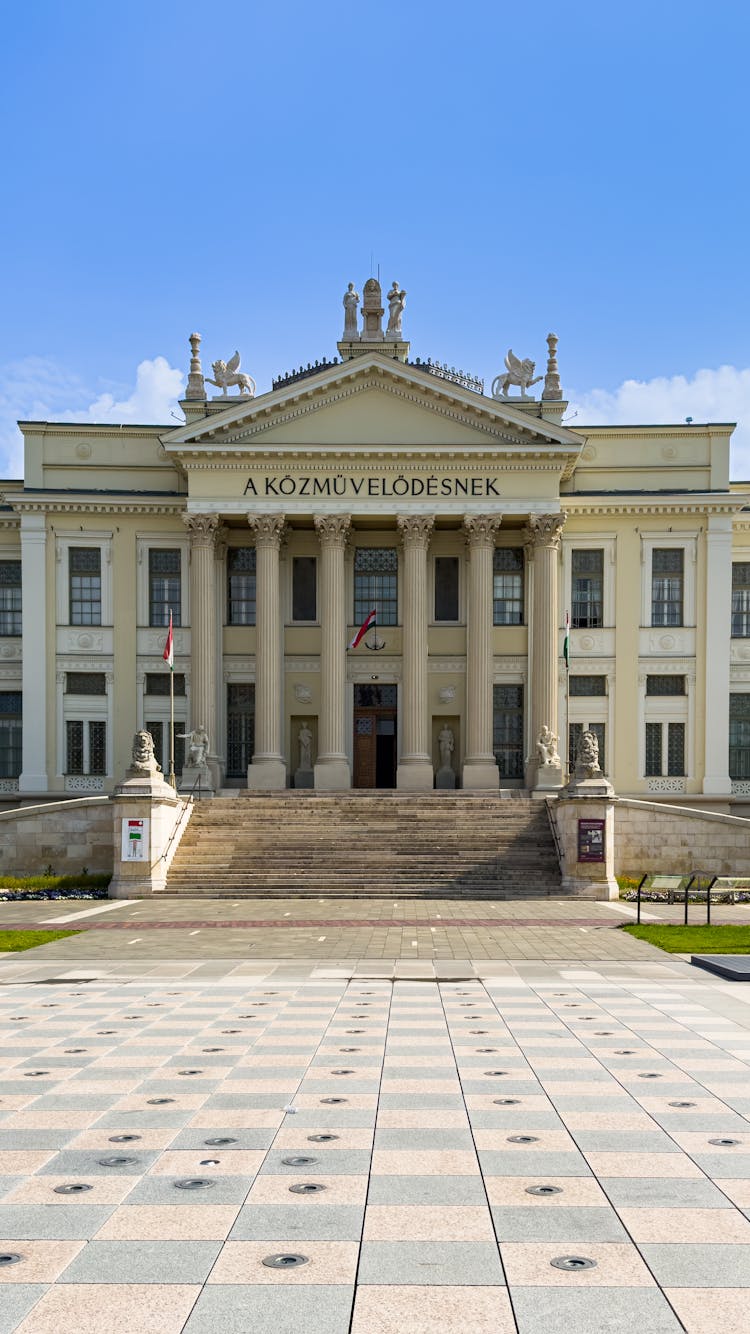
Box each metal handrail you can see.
[159,774,202,865]
[545,799,563,870]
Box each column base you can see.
[247,758,287,790]
[18,774,48,794]
[462,759,500,790]
[314,757,351,790]
[703,775,732,796]
[396,760,434,791]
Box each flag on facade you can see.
[163,611,174,670]
[563,610,570,669]
[349,609,376,649]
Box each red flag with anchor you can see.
[349,609,376,649]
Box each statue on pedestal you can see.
[536,725,560,767]
[205,351,256,397]
[386,281,406,337]
[342,283,359,338]
[575,729,602,779]
[178,725,209,769]
[438,725,455,770]
[492,349,543,401]
[298,722,313,772]
[130,730,161,776]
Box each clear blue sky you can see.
[1,0,749,470]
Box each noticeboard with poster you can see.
[577,818,605,863]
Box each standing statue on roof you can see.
[342,282,360,338]
[386,281,406,338]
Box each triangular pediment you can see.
[162,353,583,467]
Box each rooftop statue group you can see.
[342,278,406,341]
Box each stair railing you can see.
[159,774,202,867]
[545,798,563,871]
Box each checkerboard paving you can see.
[0,965,750,1331]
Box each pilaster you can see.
[314,514,351,790]
[397,514,435,790]
[19,513,48,794]
[462,514,502,789]
[248,513,287,789]
[524,513,566,792]
[703,514,732,795]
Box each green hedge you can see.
[0,873,111,892]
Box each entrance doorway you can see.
[353,684,397,788]
[226,683,254,780]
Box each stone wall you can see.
[0,798,113,877]
[615,799,750,877]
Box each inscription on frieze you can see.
[243,472,502,499]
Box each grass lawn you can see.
[623,924,750,954]
[0,930,82,952]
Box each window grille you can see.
[732,563,750,638]
[354,548,397,626]
[149,549,181,627]
[226,683,255,777]
[571,550,603,628]
[729,694,750,780]
[353,684,397,708]
[66,720,84,774]
[0,560,21,636]
[667,722,685,777]
[646,675,686,696]
[66,673,106,696]
[0,691,21,778]
[434,556,459,622]
[69,548,101,626]
[145,673,186,696]
[227,548,256,625]
[493,548,524,625]
[645,721,662,777]
[492,684,524,778]
[651,549,684,627]
[89,721,106,775]
[569,675,607,696]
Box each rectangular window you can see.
[292,556,317,622]
[569,722,606,772]
[667,722,685,777]
[226,683,255,778]
[732,563,750,638]
[571,550,603,628]
[227,548,256,626]
[66,672,106,696]
[66,719,107,776]
[354,548,398,626]
[89,721,106,776]
[493,548,524,625]
[646,675,686,696]
[651,548,684,627]
[66,719,84,775]
[434,556,459,622]
[145,673,186,696]
[645,721,662,777]
[492,684,524,778]
[149,549,181,627]
[569,675,607,696]
[729,694,750,780]
[146,720,185,776]
[0,691,22,778]
[69,548,101,626]
[0,560,22,637]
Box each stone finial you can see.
[542,332,563,401]
[185,332,206,401]
[361,277,384,340]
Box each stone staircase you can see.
[163,792,563,899]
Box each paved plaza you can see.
[0,899,750,1331]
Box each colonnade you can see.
[183,511,566,791]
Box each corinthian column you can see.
[248,513,287,789]
[397,514,435,790]
[184,513,221,792]
[314,514,351,790]
[524,512,566,791]
[462,515,502,789]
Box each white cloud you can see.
[568,364,750,479]
[0,356,185,478]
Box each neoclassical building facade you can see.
[1,284,748,808]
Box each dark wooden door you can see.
[354,708,397,787]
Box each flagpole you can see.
[168,608,176,789]
[564,611,571,781]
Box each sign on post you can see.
[578,818,605,863]
[121,817,150,862]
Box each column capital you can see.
[522,512,567,552]
[397,514,435,548]
[462,514,502,548]
[183,513,221,547]
[248,513,287,548]
[214,525,229,561]
[314,513,352,547]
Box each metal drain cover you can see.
[109,1135,141,1143]
[289,1182,327,1194]
[54,1183,92,1195]
[0,1253,23,1266]
[97,1156,138,1167]
[175,1178,215,1190]
[308,1134,339,1143]
[262,1252,309,1269]
[321,1097,347,1105]
[526,1184,563,1196]
[507,1135,538,1144]
[669,1101,696,1108]
[205,1137,237,1146]
[281,1156,318,1167]
[709,1137,741,1146]
[551,1255,597,1271]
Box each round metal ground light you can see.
[494,1099,520,1106]
[0,1254,24,1266]
[709,1137,741,1146]
[109,1135,141,1143]
[174,1179,215,1190]
[308,1134,338,1143]
[53,1183,93,1195]
[669,1102,696,1109]
[289,1183,327,1194]
[205,1137,237,1147]
[262,1253,309,1269]
[526,1185,563,1196]
[551,1255,597,1271]
[507,1135,539,1144]
[281,1156,318,1167]
[321,1097,347,1105]
[97,1157,138,1167]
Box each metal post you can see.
[637,874,647,926]
[706,876,717,926]
[684,875,695,927]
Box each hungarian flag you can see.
[163,611,174,670]
[349,609,376,649]
[563,610,570,669]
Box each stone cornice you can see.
[7,496,187,515]
[565,496,747,517]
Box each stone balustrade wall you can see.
[0,798,113,877]
[615,799,750,877]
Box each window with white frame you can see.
[65,719,106,776]
[651,548,684,626]
[0,691,21,778]
[69,548,102,626]
[645,721,685,777]
[732,564,750,638]
[571,550,603,628]
[493,549,524,625]
[729,694,750,780]
[0,561,21,636]
[149,549,181,627]
[354,548,398,626]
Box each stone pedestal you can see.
[294,767,314,789]
[108,768,189,898]
[533,761,563,795]
[554,793,618,900]
[178,764,213,798]
[436,765,456,789]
